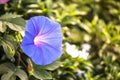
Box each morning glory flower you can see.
[21,16,62,65]
[0,0,9,4]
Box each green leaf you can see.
[9,76,16,80]
[0,63,15,74]
[33,69,52,79]
[0,21,7,33]
[7,22,25,31]
[1,70,14,80]
[5,17,25,31]
[0,64,11,74]
[32,61,62,71]
[2,41,15,58]
[31,61,61,79]
[1,35,18,58]
[15,69,28,80]
[0,14,25,31]
[32,62,52,79]
[78,21,92,33]
[0,14,21,19]
[43,61,62,71]
[0,63,28,80]
[0,14,25,27]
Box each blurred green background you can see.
[0,0,120,80]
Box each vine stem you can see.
[17,52,27,68]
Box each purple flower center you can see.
[34,36,43,46]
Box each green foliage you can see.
[0,14,25,31]
[0,0,120,80]
[30,61,62,79]
[0,63,28,80]
[32,69,52,79]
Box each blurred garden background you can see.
[0,0,120,80]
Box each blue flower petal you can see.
[25,19,37,36]
[31,47,43,65]
[38,16,57,35]
[21,16,62,65]
[21,44,36,57]
[32,44,62,65]
[38,23,62,48]
[26,16,58,35]
[22,32,34,45]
